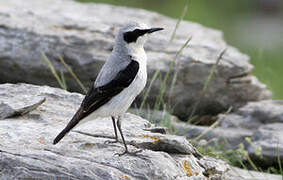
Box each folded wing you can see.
[53,59,139,144]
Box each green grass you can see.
[138,69,160,114]
[188,49,226,123]
[41,53,67,90]
[57,56,87,94]
[41,53,87,94]
[154,36,192,112]
[193,138,261,174]
[169,3,188,42]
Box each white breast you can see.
[85,51,147,120]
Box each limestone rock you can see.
[173,100,283,167]
[0,83,229,180]
[173,121,252,149]
[248,123,283,166]
[227,167,282,180]
[0,93,45,119]
[219,100,283,129]
[0,0,271,119]
[219,100,283,165]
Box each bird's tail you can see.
[53,127,71,145]
[53,108,83,145]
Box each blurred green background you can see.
[78,0,283,99]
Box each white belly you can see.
[99,69,146,116]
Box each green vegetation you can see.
[41,53,87,94]
[57,56,88,94]
[188,49,226,123]
[41,53,68,90]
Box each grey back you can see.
[94,23,138,87]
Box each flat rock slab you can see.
[0,83,231,180]
[0,94,45,119]
[220,100,283,129]
[173,121,253,149]
[227,167,282,180]
[219,100,283,165]
[248,123,283,166]
[173,100,283,167]
[0,0,271,119]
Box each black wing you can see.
[53,60,139,144]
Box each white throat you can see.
[128,43,145,57]
[127,34,147,57]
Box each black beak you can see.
[146,27,164,34]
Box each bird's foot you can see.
[104,139,118,144]
[114,149,142,156]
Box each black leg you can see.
[104,116,119,144]
[111,116,118,141]
[115,116,142,156]
[116,117,128,153]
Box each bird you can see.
[53,22,163,156]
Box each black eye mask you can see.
[123,29,148,43]
[123,28,163,43]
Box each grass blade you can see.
[170,3,189,42]
[246,153,259,172]
[138,69,160,114]
[168,36,192,104]
[188,48,227,122]
[193,107,232,141]
[60,70,67,90]
[41,52,66,90]
[58,56,87,94]
[154,36,192,111]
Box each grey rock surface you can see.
[219,100,283,129]
[0,0,271,119]
[0,83,231,180]
[248,123,283,166]
[173,100,283,167]
[227,167,282,180]
[130,108,179,127]
[173,121,252,149]
[219,100,283,165]
[0,94,45,119]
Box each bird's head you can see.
[114,22,163,54]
